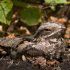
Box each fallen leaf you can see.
[6,33,15,38]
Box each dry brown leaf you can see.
[64,35,70,39]
[49,16,67,24]
[49,16,58,22]
[6,33,15,38]
[19,26,31,35]
[46,60,59,65]
[0,25,3,32]
[58,18,67,24]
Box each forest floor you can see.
[0,4,70,70]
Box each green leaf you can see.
[0,0,13,25]
[45,0,67,4]
[13,0,26,8]
[20,6,42,26]
[54,0,67,4]
[13,0,41,5]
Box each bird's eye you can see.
[44,29,51,31]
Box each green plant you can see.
[45,0,67,4]
[0,0,13,25]
[44,0,70,10]
[0,0,70,26]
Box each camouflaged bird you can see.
[17,22,66,59]
[0,22,67,59]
